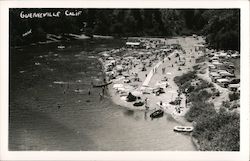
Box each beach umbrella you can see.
[113,84,123,89]
[117,87,126,91]
[166,72,172,75]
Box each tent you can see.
[113,84,124,89]
[217,78,230,83]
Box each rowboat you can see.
[173,126,194,132]
[150,109,164,118]
[57,45,65,49]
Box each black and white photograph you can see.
[0,0,249,161]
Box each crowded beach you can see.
[94,36,200,122]
[95,35,240,122]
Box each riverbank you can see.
[11,33,114,49]
[9,37,196,151]
[99,36,205,126]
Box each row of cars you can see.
[207,50,240,91]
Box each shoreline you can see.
[98,36,205,126]
[96,36,208,151]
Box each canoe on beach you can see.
[150,109,164,118]
[93,81,112,88]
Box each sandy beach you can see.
[100,36,205,124]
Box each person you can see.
[145,98,148,105]
[88,88,91,95]
[162,67,165,74]
[102,86,105,95]
[160,101,162,106]
[99,93,103,100]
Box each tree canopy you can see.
[10,8,240,51]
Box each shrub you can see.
[210,119,240,151]
[185,102,215,122]
[228,92,240,101]
[222,100,231,108]
[188,90,212,103]
[174,71,197,86]
[192,109,240,151]
[193,79,213,92]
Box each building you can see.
[125,42,141,48]
[194,44,205,52]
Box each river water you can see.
[9,39,196,151]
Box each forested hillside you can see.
[10,9,240,50]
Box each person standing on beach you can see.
[162,67,165,74]
[145,98,149,110]
[102,86,105,95]
[99,93,103,101]
[88,88,91,95]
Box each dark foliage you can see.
[174,71,240,151]
[10,9,240,51]
[228,92,240,101]
[174,71,197,87]
[193,109,240,151]
[202,10,240,51]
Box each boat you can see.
[150,109,164,118]
[93,81,112,88]
[173,126,194,132]
[57,45,65,49]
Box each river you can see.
[9,38,196,151]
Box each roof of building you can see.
[126,42,141,46]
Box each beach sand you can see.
[105,36,205,124]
